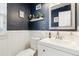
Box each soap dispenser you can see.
[49,32,51,38]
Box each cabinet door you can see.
[38,45,73,56]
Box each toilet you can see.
[16,38,41,56]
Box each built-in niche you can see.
[49,3,76,31]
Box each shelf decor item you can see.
[28,11,44,22]
[35,12,44,18]
[38,12,44,18]
[32,14,36,19]
[36,14,39,18]
[29,12,44,22]
[28,14,32,20]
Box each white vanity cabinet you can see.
[38,38,79,56]
[38,44,74,56]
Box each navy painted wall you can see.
[29,4,49,30]
[7,3,77,31]
[7,3,30,30]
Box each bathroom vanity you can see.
[38,38,79,56]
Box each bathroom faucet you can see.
[56,31,59,39]
[55,31,62,40]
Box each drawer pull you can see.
[43,49,45,52]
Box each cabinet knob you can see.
[43,49,45,52]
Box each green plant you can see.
[38,12,44,17]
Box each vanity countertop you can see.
[38,38,79,55]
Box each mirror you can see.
[49,3,76,31]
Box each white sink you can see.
[38,36,79,55]
[41,37,79,51]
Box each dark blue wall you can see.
[29,4,49,30]
[7,3,52,30]
[7,3,30,30]
[7,3,77,31]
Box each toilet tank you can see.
[30,37,41,50]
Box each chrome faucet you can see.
[55,31,59,39]
[55,31,62,40]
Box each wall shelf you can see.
[30,17,44,22]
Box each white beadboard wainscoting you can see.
[0,31,30,56]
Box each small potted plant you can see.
[38,12,44,18]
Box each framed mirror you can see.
[49,3,77,31]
